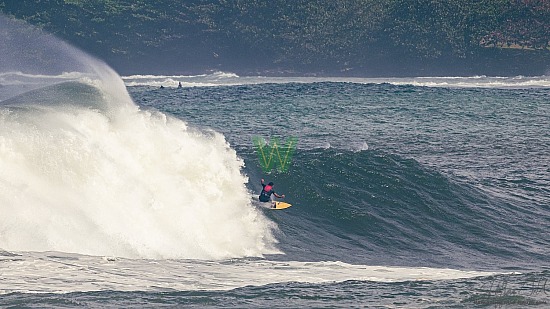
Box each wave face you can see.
[243,149,548,270]
[0,15,276,259]
[129,80,548,271]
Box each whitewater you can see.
[122,73,550,89]
[1,15,548,308]
[0,16,276,261]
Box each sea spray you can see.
[0,15,278,259]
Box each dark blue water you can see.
[1,81,548,308]
[74,81,547,308]
[2,271,549,308]
[134,82,549,267]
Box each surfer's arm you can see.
[274,193,285,198]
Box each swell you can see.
[243,148,549,270]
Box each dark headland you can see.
[1,0,549,77]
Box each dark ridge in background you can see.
[1,0,549,76]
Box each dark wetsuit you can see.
[259,183,276,202]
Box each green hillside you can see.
[1,0,549,75]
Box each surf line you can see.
[252,136,297,173]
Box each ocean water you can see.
[1,15,549,308]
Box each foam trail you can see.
[0,15,277,259]
[0,252,499,294]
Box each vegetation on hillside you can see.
[1,0,549,75]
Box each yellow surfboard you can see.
[270,201,292,210]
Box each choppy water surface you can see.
[1,15,549,308]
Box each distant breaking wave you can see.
[122,73,550,89]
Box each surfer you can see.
[259,179,285,207]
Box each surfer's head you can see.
[268,182,274,186]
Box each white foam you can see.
[0,252,500,294]
[0,15,277,260]
[0,102,278,259]
[121,74,550,89]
